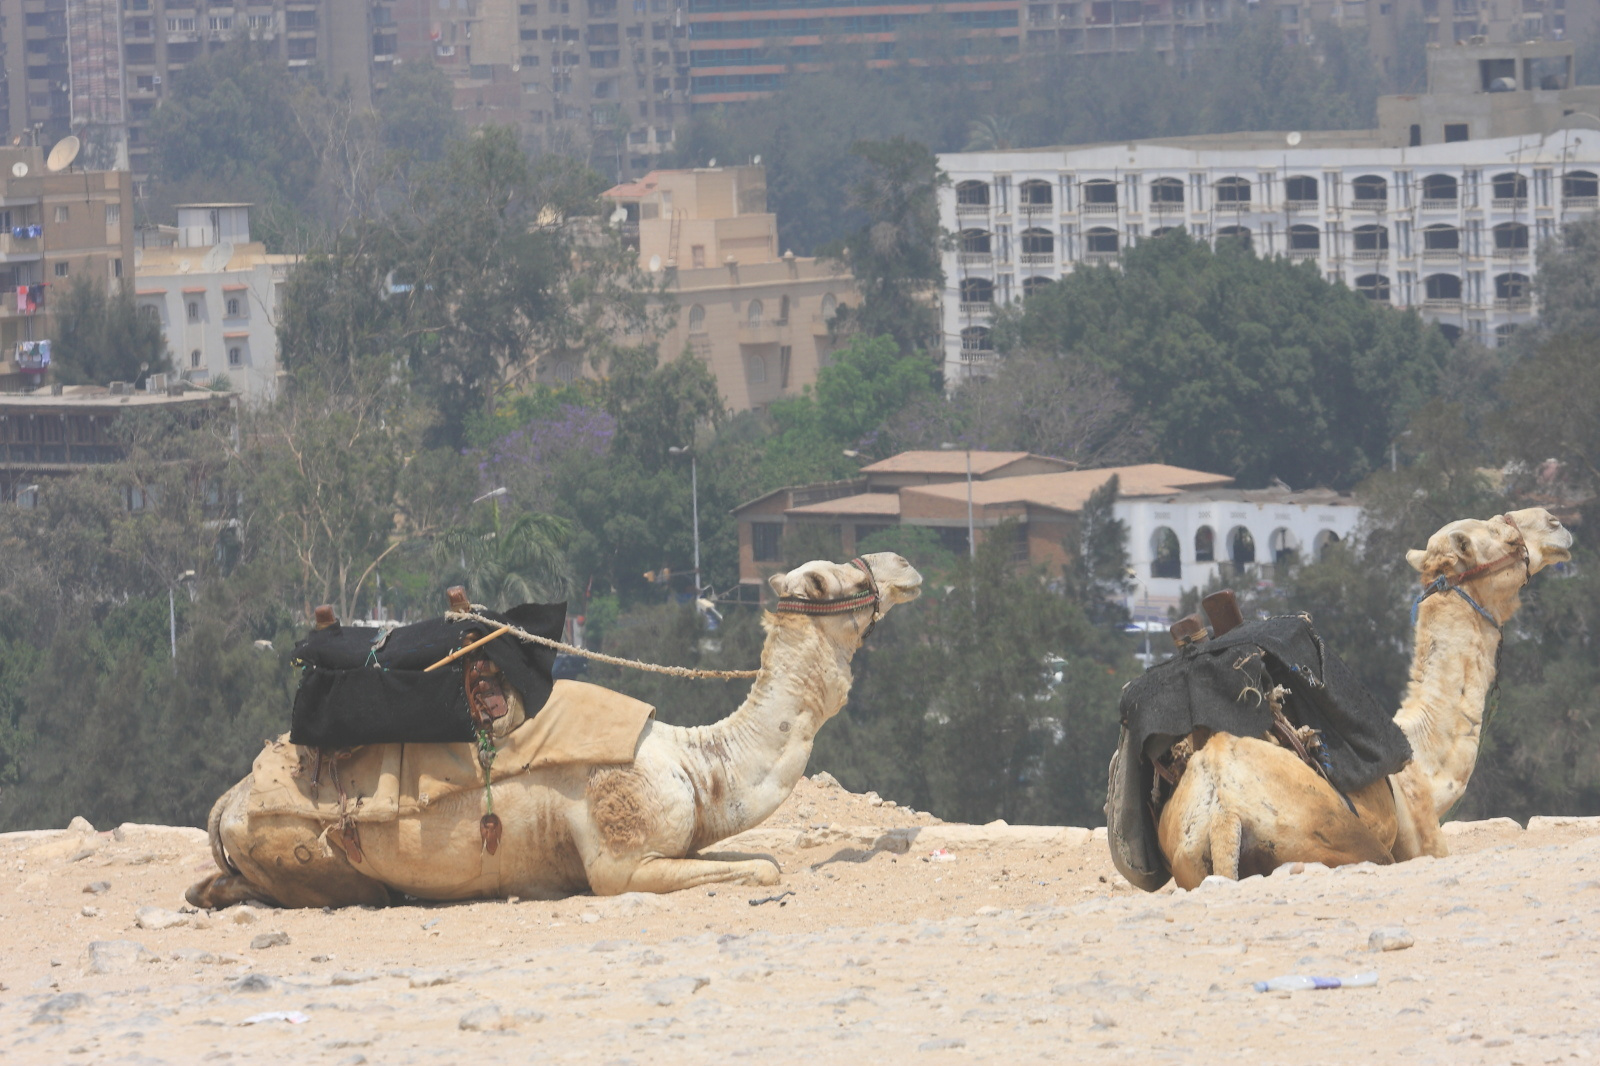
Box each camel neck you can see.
[668,617,859,851]
[1394,589,1507,819]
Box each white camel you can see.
[1154,508,1572,888]
[187,553,921,908]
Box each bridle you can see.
[773,557,883,639]
[1410,515,1531,630]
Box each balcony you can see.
[958,301,993,315]
[1019,203,1054,220]
[1491,198,1528,211]
[957,252,993,268]
[1082,202,1118,215]
[1422,298,1462,311]
[737,322,784,344]
[1351,248,1388,260]
[955,202,989,218]
[1421,247,1461,260]
[1287,248,1319,261]
[1084,250,1119,264]
[1492,247,1528,261]
[1284,199,1319,214]
[1420,198,1457,211]
[1213,200,1250,213]
[1347,200,1387,213]
[1019,252,1055,267]
[1565,197,1599,211]
[1494,297,1532,312]
[0,232,44,257]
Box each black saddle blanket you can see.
[289,602,566,749]
[1106,614,1412,890]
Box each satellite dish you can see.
[707,157,716,168]
[46,135,80,172]
[648,254,662,272]
[1286,131,1302,147]
[752,154,761,165]
[10,162,27,178]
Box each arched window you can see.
[960,326,993,354]
[1214,176,1251,204]
[138,304,160,322]
[778,295,789,324]
[227,346,243,367]
[688,304,706,332]
[820,293,837,320]
[1438,322,1462,344]
[1495,272,1530,302]
[1425,273,1462,301]
[1150,177,1184,205]
[1352,175,1388,203]
[955,180,990,207]
[190,349,202,368]
[1284,175,1318,202]
[1492,172,1528,202]
[1356,274,1391,302]
[746,352,768,384]
[1269,528,1299,565]
[1494,322,1519,344]
[1082,179,1118,206]
[1022,275,1053,298]
[1216,225,1251,250]
[1422,223,1460,252]
[1085,227,1119,254]
[1020,227,1054,256]
[960,277,994,306]
[1151,226,1180,238]
[1421,173,1458,203]
[187,301,200,322]
[1019,179,1052,206]
[1353,224,1389,253]
[959,228,993,254]
[554,360,579,383]
[1288,224,1320,251]
[1151,527,1181,579]
[1493,221,1529,250]
[1194,525,1215,562]
[1313,529,1341,561]
[747,300,763,327]
[226,297,241,317]
[1564,170,1598,200]
[1228,526,1256,565]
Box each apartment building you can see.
[134,203,291,404]
[937,39,1600,383]
[593,164,857,410]
[0,144,135,392]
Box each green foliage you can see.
[52,279,170,387]
[1013,230,1446,488]
[431,510,574,609]
[1071,475,1133,626]
[374,61,460,165]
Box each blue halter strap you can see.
[1409,525,1529,630]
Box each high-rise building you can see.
[937,39,1600,384]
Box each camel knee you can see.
[186,873,279,911]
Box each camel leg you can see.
[1208,811,1243,880]
[1389,765,1448,861]
[590,855,781,895]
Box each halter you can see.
[1409,515,1530,630]
[773,558,883,639]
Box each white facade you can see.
[1115,488,1362,623]
[133,205,291,405]
[937,130,1600,383]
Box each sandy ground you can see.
[3,774,1599,1066]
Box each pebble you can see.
[1369,927,1415,952]
[330,971,378,986]
[410,972,455,988]
[85,940,158,975]
[918,1037,966,1051]
[31,992,91,1025]
[229,906,261,926]
[642,976,710,1006]
[250,932,291,950]
[459,1005,508,1031]
[81,906,100,918]
[83,881,111,895]
[136,906,189,931]
[229,974,276,993]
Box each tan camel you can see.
[186,553,922,908]
[1155,508,1571,889]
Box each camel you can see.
[1154,507,1571,889]
[186,553,922,908]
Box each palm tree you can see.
[432,511,574,610]
[964,115,1020,152]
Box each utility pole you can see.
[670,446,699,589]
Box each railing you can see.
[955,202,990,217]
[957,301,993,315]
[957,252,993,267]
[1284,199,1319,214]
[1420,198,1457,211]
[1347,199,1388,212]
[1082,202,1118,215]
[1214,199,1250,212]
[1351,248,1388,260]
[1018,252,1055,267]
[1565,196,1599,211]
[1421,247,1461,260]
[1084,250,1119,264]
[1286,248,1319,261]
[1019,203,1053,219]
[1494,297,1532,312]
[1491,197,1528,211]
[1422,297,1462,310]
[1492,247,1528,260]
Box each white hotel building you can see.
[937,39,1600,384]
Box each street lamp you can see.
[939,442,976,559]
[473,485,508,535]
[669,446,700,590]
[170,569,195,660]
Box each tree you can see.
[431,511,574,610]
[374,61,460,166]
[51,279,170,387]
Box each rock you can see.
[136,906,189,931]
[83,881,110,895]
[85,940,158,975]
[410,972,455,988]
[1527,815,1600,831]
[229,906,262,926]
[865,791,883,806]
[67,816,96,834]
[1198,875,1236,890]
[642,976,710,1006]
[918,1037,966,1051]
[975,906,1004,917]
[81,906,100,918]
[250,932,290,950]
[171,949,221,965]
[229,974,276,993]
[598,893,660,918]
[810,771,841,790]
[579,912,600,924]
[31,992,91,1025]
[1369,927,1415,952]
[330,971,378,986]
[459,1005,508,1032]
[1092,1009,1118,1029]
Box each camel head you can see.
[767,552,923,641]
[1497,507,1573,574]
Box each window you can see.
[190,349,202,368]
[54,262,69,277]
[1228,526,1256,565]
[1270,528,1299,565]
[1020,228,1054,257]
[1216,225,1251,249]
[1018,179,1052,206]
[959,229,993,254]
[1353,224,1389,253]
[1194,526,1215,562]
[1284,175,1318,202]
[1563,171,1598,200]
[1492,172,1528,201]
[688,304,706,332]
[105,204,121,226]
[747,300,763,327]
[1424,273,1462,301]
[209,15,233,30]
[1288,224,1319,251]
[1022,275,1053,298]
[228,347,243,367]
[1356,273,1391,301]
[285,9,318,29]
[1082,179,1117,206]
[690,245,705,268]
[54,205,69,223]
[1493,221,1529,250]
[752,522,782,562]
[113,258,122,279]
[167,16,197,31]
[1421,173,1458,202]
[139,304,160,322]
[1423,224,1460,251]
[1151,527,1181,579]
[188,301,200,321]
[226,297,241,317]
[746,352,767,384]
[1495,272,1530,302]
[1085,227,1118,253]
[960,326,993,353]
[1351,175,1387,203]
[1214,176,1251,204]
[1150,177,1184,205]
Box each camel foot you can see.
[186,873,279,910]
[596,856,783,895]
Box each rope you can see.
[446,609,760,680]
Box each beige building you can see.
[595,165,858,412]
[0,144,134,392]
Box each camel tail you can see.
[1208,811,1243,880]
[206,778,245,877]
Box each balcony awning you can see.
[221,283,248,292]
[135,288,165,296]
[223,331,250,339]
[181,286,207,294]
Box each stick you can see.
[424,625,512,672]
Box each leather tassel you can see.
[480,813,503,856]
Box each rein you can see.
[1409,517,1530,630]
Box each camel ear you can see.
[1451,530,1474,561]
[767,572,792,597]
[1406,548,1426,572]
